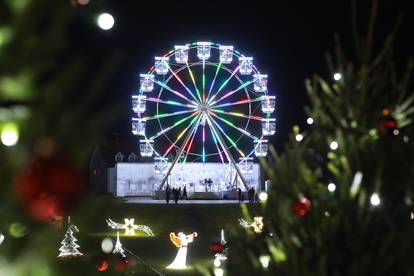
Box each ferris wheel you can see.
[131,41,276,191]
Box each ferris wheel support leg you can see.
[207,115,250,192]
[158,119,200,191]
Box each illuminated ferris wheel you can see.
[131,41,276,190]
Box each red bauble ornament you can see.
[210,242,225,254]
[379,114,398,134]
[96,259,109,272]
[114,257,129,272]
[292,196,311,217]
[14,156,85,222]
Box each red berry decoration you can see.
[210,242,225,254]
[14,155,85,222]
[96,259,109,272]
[292,196,311,217]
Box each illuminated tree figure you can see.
[58,217,83,258]
[167,232,197,269]
[112,231,126,258]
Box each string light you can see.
[295,134,304,142]
[327,183,336,192]
[333,73,342,81]
[97,13,115,30]
[306,117,314,125]
[370,193,381,206]
[329,141,338,150]
[0,233,4,245]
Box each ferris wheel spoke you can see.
[185,61,203,103]
[209,111,261,141]
[148,111,198,140]
[153,79,198,106]
[208,78,256,107]
[142,109,198,121]
[210,108,263,121]
[182,118,201,163]
[206,65,240,104]
[167,65,201,104]
[145,97,197,109]
[206,61,222,103]
[202,123,206,162]
[163,113,201,158]
[207,122,226,164]
[212,96,265,108]
[208,114,246,158]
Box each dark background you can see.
[72,0,414,151]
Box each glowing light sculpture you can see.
[140,74,155,92]
[106,218,154,236]
[219,45,233,63]
[197,42,211,60]
[167,232,198,269]
[131,42,277,192]
[139,139,154,157]
[112,231,126,257]
[239,216,264,233]
[262,118,276,135]
[175,45,189,63]
[58,217,83,258]
[253,74,268,92]
[155,57,169,75]
[254,139,268,157]
[239,56,253,75]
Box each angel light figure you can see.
[167,232,198,269]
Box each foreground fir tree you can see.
[228,2,414,276]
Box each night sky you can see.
[75,0,414,152]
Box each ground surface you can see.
[62,198,261,276]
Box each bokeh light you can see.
[1,122,19,146]
[97,13,115,30]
